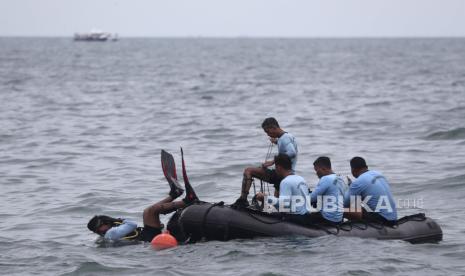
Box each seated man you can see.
[87,151,198,242]
[310,156,345,224]
[255,154,310,223]
[344,157,397,224]
[234,117,298,207]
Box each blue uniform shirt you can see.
[344,170,397,221]
[104,219,138,241]
[310,174,345,222]
[267,175,310,215]
[277,132,298,171]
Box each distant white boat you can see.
[74,29,118,41]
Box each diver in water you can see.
[233,117,298,207]
[310,156,345,223]
[344,157,397,224]
[87,151,198,242]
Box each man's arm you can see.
[278,135,297,159]
[343,189,350,207]
[343,181,365,220]
[283,140,297,159]
[310,178,329,204]
[104,219,137,241]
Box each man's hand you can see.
[255,192,265,202]
[262,160,274,168]
[269,137,278,144]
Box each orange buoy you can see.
[151,231,178,250]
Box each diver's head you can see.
[87,215,118,236]
[350,156,368,178]
[313,156,332,179]
[274,154,292,177]
[262,117,281,138]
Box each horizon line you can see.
[1,35,465,39]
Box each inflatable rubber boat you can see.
[167,202,443,244]
[161,149,442,244]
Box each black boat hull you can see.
[168,202,442,244]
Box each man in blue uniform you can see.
[234,117,298,207]
[255,154,309,216]
[310,156,345,223]
[344,157,397,224]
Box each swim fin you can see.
[161,150,184,199]
[181,147,198,203]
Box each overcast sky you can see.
[1,0,464,37]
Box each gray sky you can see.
[1,0,464,37]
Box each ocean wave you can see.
[424,127,465,140]
[3,77,32,86]
[440,174,465,189]
[447,105,465,112]
[62,261,132,276]
[363,101,392,107]
[416,174,465,193]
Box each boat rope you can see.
[366,221,384,230]
[262,142,274,195]
[337,213,426,232]
[252,178,257,195]
[200,202,224,239]
[311,223,340,235]
[265,142,274,161]
[245,211,283,225]
[396,213,426,224]
[338,223,353,232]
[350,221,369,230]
